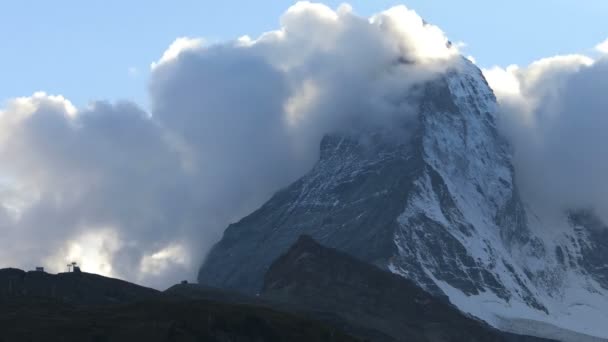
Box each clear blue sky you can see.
[1,1,606,107]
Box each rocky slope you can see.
[262,235,552,342]
[199,58,608,341]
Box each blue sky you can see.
[1,0,607,107]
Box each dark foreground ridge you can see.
[0,268,160,306]
[0,238,552,341]
[0,268,356,342]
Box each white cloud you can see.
[1,91,77,119]
[484,65,521,95]
[484,53,608,221]
[596,38,608,54]
[0,2,463,288]
[140,243,190,278]
[0,94,197,288]
[150,37,204,70]
[369,5,458,62]
[48,228,122,277]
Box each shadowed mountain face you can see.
[261,235,551,342]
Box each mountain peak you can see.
[199,58,608,341]
[290,234,321,250]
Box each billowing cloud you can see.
[484,51,608,221]
[596,38,608,54]
[0,2,458,288]
[150,37,204,70]
[0,93,197,287]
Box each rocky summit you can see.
[199,57,608,341]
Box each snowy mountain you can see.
[198,57,608,341]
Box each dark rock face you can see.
[568,211,608,288]
[262,235,551,342]
[199,129,419,294]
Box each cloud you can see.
[50,228,122,276]
[150,37,204,70]
[0,94,197,288]
[139,243,190,278]
[0,2,458,288]
[484,53,608,221]
[596,38,608,54]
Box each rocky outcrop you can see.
[263,235,553,342]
